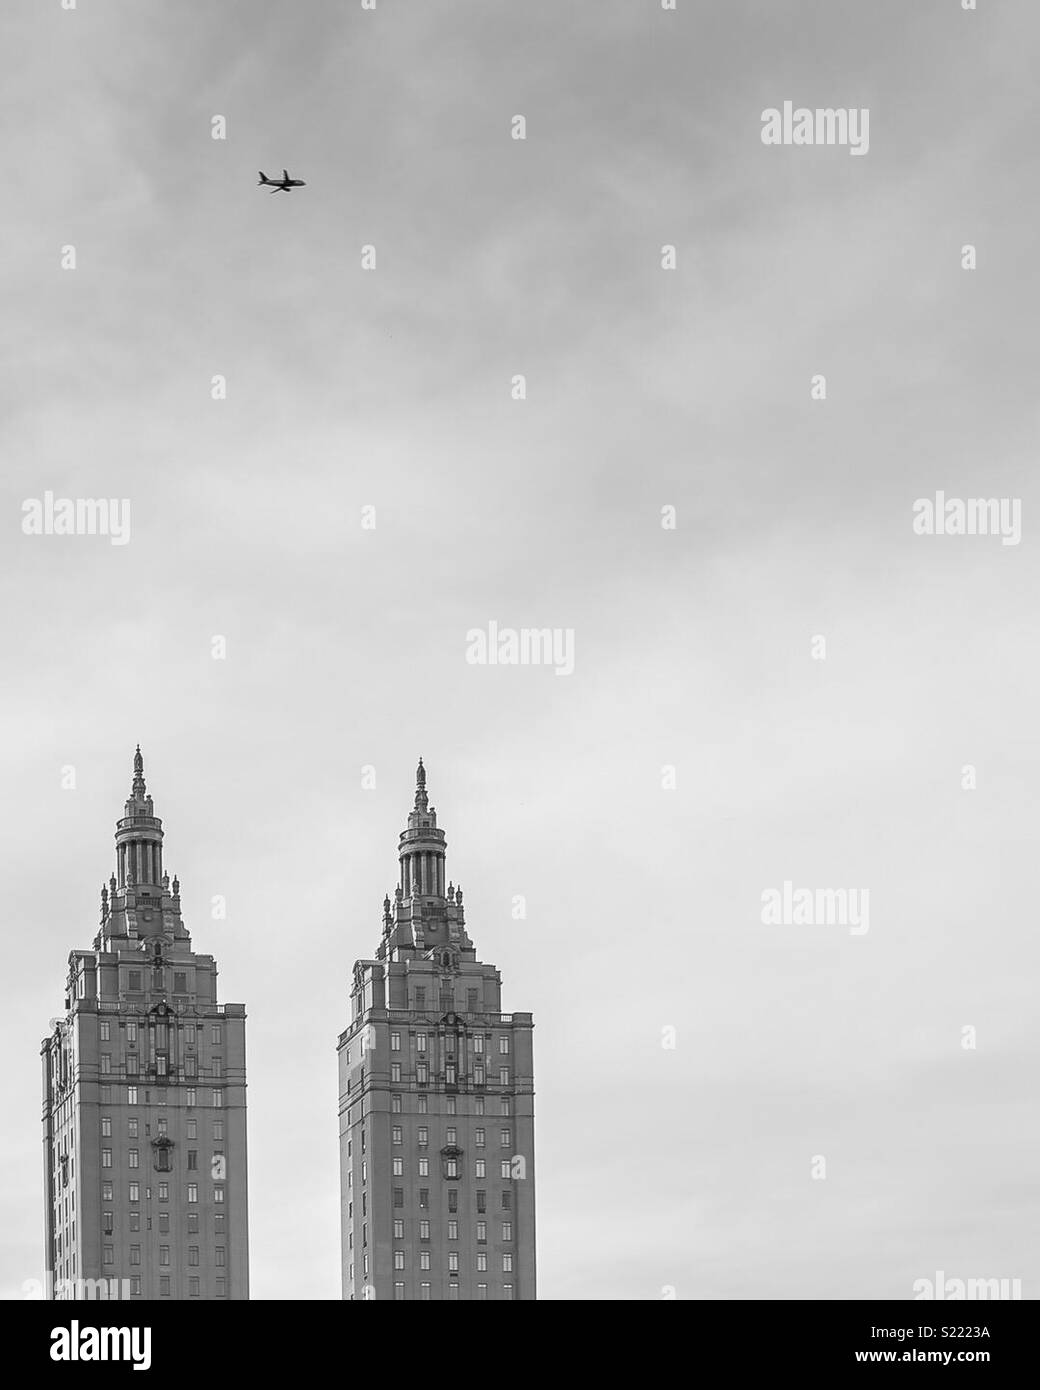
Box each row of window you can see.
[102,1148,217,1172]
[101,1210,224,1233]
[388,1063,510,1085]
[390,1157,517,1178]
[119,1276,225,1297]
[99,1182,225,1203]
[391,1252,514,1272]
[388,1033,509,1055]
[102,1118,223,1141]
[390,1126,510,1148]
[390,1189,513,1212]
[99,1055,222,1077]
[100,1021,222,1045]
[117,1086,222,1107]
[102,1244,226,1267]
[393,1283,512,1300]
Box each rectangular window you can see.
[448,1190,458,1213]
[416,1063,428,1085]
[504,1284,514,1300]
[185,1056,196,1078]
[216,1278,226,1298]
[391,1063,401,1083]
[499,1069,509,1086]
[448,1284,459,1301]
[100,1054,111,1075]
[128,1119,138,1138]
[186,1089,196,1107]
[419,1250,431,1270]
[174,972,187,993]
[187,1184,198,1203]
[500,1160,511,1178]
[446,1127,457,1145]
[185,1025,196,1045]
[391,1094,401,1114]
[128,1149,139,1169]
[188,1150,198,1170]
[477,1253,488,1271]
[502,1222,513,1241]
[213,1122,224,1141]
[361,1160,366,1182]
[101,1181,113,1202]
[419,1189,429,1209]
[393,1219,404,1239]
[159,1213,169,1233]
[421,1283,431,1300]
[160,1276,170,1297]
[188,1214,199,1233]
[127,1086,137,1105]
[417,1126,428,1146]
[499,1037,510,1055]
[390,1032,400,1052]
[392,1126,402,1145]
[448,1219,458,1240]
[214,1186,225,1203]
[503,1253,513,1272]
[102,1148,112,1169]
[393,1187,403,1208]
[212,1091,222,1108]
[101,1117,112,1137]
[445,1158,459,1179]
[129,1183,139,1203]
[159,1245,170,1267]
[447,1095,457,1116]
[103,1246,113,1265]
[130,1277,141,1297]
[418,1157,429,1177]
[128,1245,142,1267]
[128,971,142,991]
[393,1158,403,1176]
[212,1058,222,1078]
[475,1159,486,1178]
[474,1036,484,1054]
[475,1097,485,1116]
[415,989,425,1009]
[189,1246,199,1266]
[502,1191,512,1211]
[448,1253,459,1272]
[393,1251,405,1270]
[477,1221,487,1242]
[477,1283,488,1300]
[125,1055,138,1076]
[158,1182,168,1201]
[467,989,478,1011]
[475,1128,485,1148]
[394,1282,405,1301]
[189,1277,200,1297]
[215,1247,225,1267]
[416,1032,427,1053]
[474,1066,485,1085]
[417,1095,428,1115]
[126,1022,137,1045]
[211,1026,222,1046]
[501,1129,511,1148]
[477,1191,486,1213]
[501,1097,511,1115]
[100,1021,110,1041]
[103,1211,113,1235]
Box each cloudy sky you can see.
[2,0,1038,1299]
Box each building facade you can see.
[41,749,248,1300]
[338,761,536,1300]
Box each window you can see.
[393,1251,405,1270]
[391,1063,401,1083]
[416,1063,428,1085]
[393,1188,403,1208]
[448,1285,459,1301]
[391,1094,401,1114]
[474,1065,485,1085]
[186,1089,196,1107]
[129,1245,141,1266]
[159,1214,169,1233]
[128,1119,139,1139]
[475,1159,486,1178]
[477,1221,487,1243]
[215,1248,225,1267]
[421,1283,431,1300]
[361,1160,366,1182]
[468,989,478,1011]
[390,1032,400,1052]
[174,972,187,993]
[189,1246,199,1266]
[102,1149,112,1169]
[393,1219,403,1239]
[417,1095,428,1115]
[477,1253,488,1271]
[501,1097,511,1116]
[475,1128,485,1148]
[475,1097,485,1116]
[503,1221,513,1241]
[415,989,425,1009]
[159,1245,170,1267]
[394,1283,405,1301]
[499,1037,510,1055]
[126,1022,137,1045]
[126,1055,139,1076]
[213,1122,224,1141]
[103,1246,113,1266]
[501,1160,511,1178]
[160,1276,170,1297]
[212,1091,222,1108]
[129,1182,139,1203]
[504,1284,514,1300]
[362,1224,368,1247]
[419,1189,429,1209]
[502,1191,512,1211]
[189,1277,200,1297]
[103,1210,113,1235]
[418,1157,429,1176]
[100,1021,110,1042]
[448,1253,459,1272]
[499,1069,509,1086]
[127,1086,137,1105]
[448,1190,458,1213]
[392,1126,402,1145]
[447,1095,457,1116]
[188,1214,199,1232]
[392,1158,403,1176]
[216,1277,226,1298]
[416,1032,427,1054]
[185,1025,196,1045]
[187,1184,198,1203]
[212,1058,222,1078]
[187,1150,198,1172]
[100,1054,111,1075]
[128,1149,139,1169]
[477,1190,486,1213]
[101,1118,112,1137]
[474,1036,484,1054]
[444,1157,460,1179]
[102,1182,113,1202]
[214,1186,225,1203]
[501,1129,511,1148]
[128,971,142,992]
[477,1283,488,1300]
[417,1126,428,1146]
[211,1026,222,1046]
[503,1253,513,1272]
[446,1127,457,1145]
[447,1219,458,1240]
[130,1277,142,1297]
[158,1182,168,1201]
[184,1056,196,1077]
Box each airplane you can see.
[257,169,306,193]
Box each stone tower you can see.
[41,749,249,1300]
[338,761,536,1300]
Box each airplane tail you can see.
[258,171,269,184]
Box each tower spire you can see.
[131,744,146,798]
[415,757,428,812]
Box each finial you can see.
[161,871,169,889]
[416,757,426,787]
[414,757,429,812]
[455,885,463,904]
[109,873,117,894]
[448,880,454,898]
[132,745,147,797]
[395,885,403,901]
[172,875,180,896]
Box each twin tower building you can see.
[41,752,536,1300]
